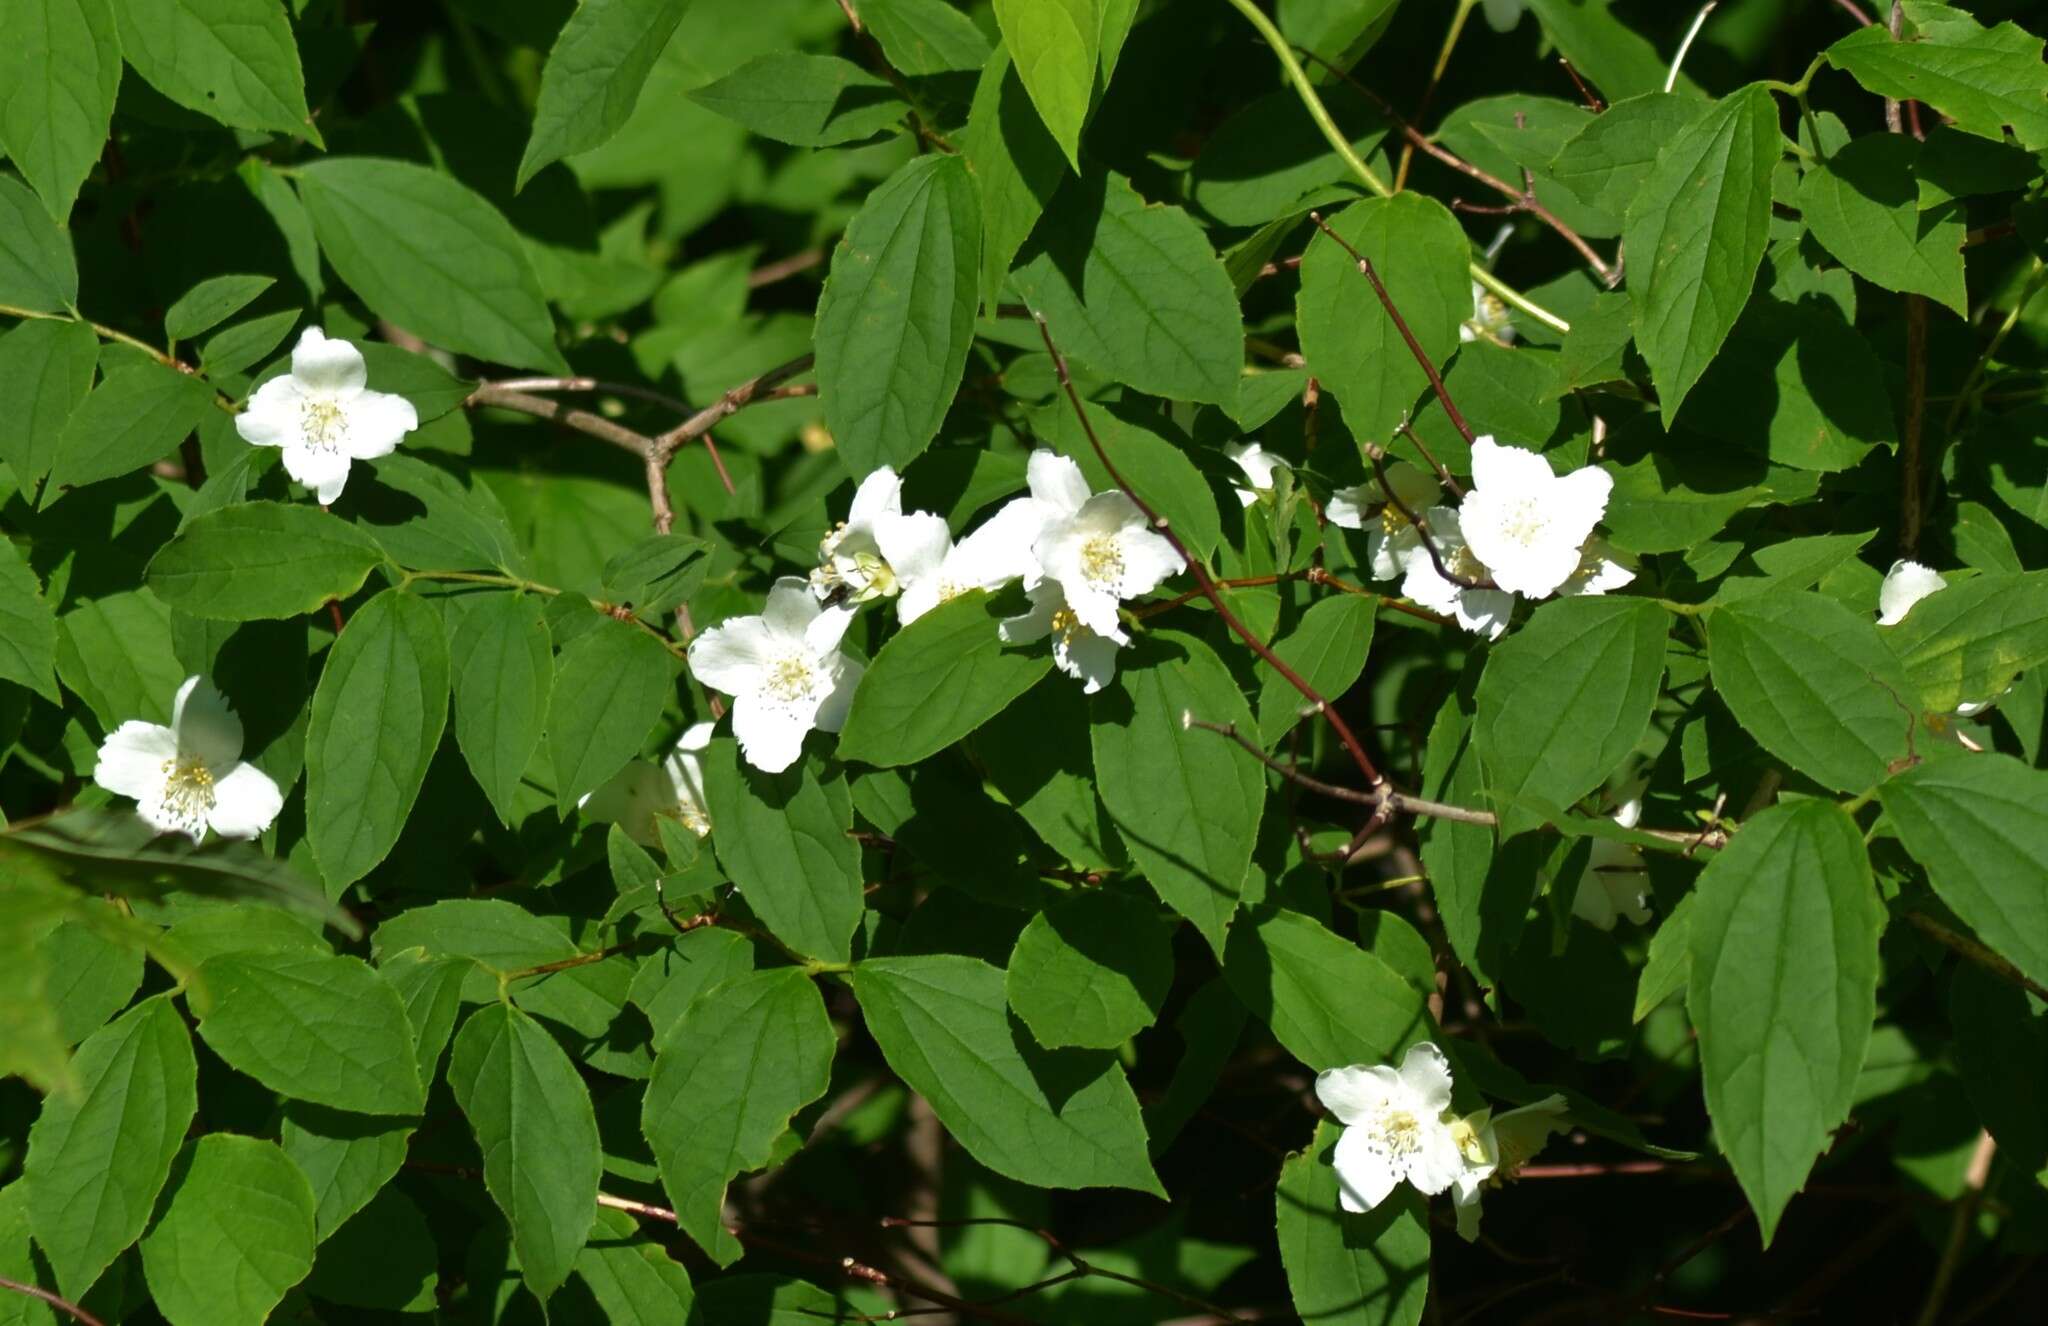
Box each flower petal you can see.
[1056,627,1120,694]
[337,388,417,460]
[280,443,353,506]
[171,676,244,771]
[1396,1041,1454,1113]
[1314,1064,1398,1125]
[205,762,284,840]
[93,722,177,800]
[762,576,823,639]
[688,616,778,696]
[897,580,942,625]
[1400,1124,1466,1197]
[952,497,1043,588]
[1331,1124,1402,1214]
[876,511,953,586]
[1115,528,1184,598]
[580,760,674,845]
[804,601,858,656]
[1027,449,1091,516]
[1061,579,1125,640]
[235,376,304,448]
[1454,588,1515,641]
[1548,463,1613,545]
[846,466,903,531]
[814,655,863,734]
[1000,584,1059,644]
[1878,559,1947,626]
[289,327,367,397]
[1466,435,1553,493]
[1324,485,1370,530]
[731,694,814,773]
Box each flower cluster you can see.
[1317,1042,1568,1240]
[1327,436,1629,639]
[688,452,1183,773]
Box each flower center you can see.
[661,802,712,838]
[159,758,216,829]
[1491,497,1548,549]
[1449,1117,1488,1166]
[1079,534,1124,587]
[1372,1108,1425,1158]
[1380,505,1412,536]
[764,654,818,702]
[1049,607,1081,642]
[301,398,348,451]
[1449,543,1487,580]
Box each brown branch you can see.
[1831,0,1875,25]
[501,938,648,984]
[1904,911,2048,1002]
[1395,420,1465,498]
[1367,446,1490,591]
[1297,48,1617,285]
[1032,313,1389,792]
[482,376,693,415]
[466,384,650,457]
[653,353,814,464]
[749,247,828,288]
[0,1276,107,1326]
[1557,58,1604,112]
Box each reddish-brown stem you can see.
[749,247,826,288]
[1831,0,1875,24]
[1306,567,1454,625]
[0,1276,106,1326]
[1396,419,1465,498]
[1557,57,1605,111]
[1367,447,1489,591]
[1032,313,1388,791]
[1308,212,1476,447]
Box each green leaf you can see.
[1881,754,2048,990]
[1707,590,1919,793]
[379,951,469,1088]
[814,153,981,476]
[303,1186,436,1311]
[976,674,1125,872]
[518,0,695,189]
[0,172,78,312]
[199,309,298,380]
[1189,84,1386,228]
[306,590,451,891]
[192,950,425,1116]
[1547,92,1708,218]
[1687,799,1881,1245]
[0,537,59,702]
[1033,394,1223,559]
[23,996,198,1298]
[1012,167,1244,407]
[145,501,386,621]
[1006,889,1171,1050]
[642,968,835,1264]
[1091,631,1264,955]
[1798,135,1966,316]
[1882,571,2048,714]
[1677,300,1895,473]
[296,158,565,374]
[700,738,865,963]
[42,916,144,1045]
[279,1103,413,1242]
[0,316,97,492]
[0,0,121,221]
[547,616,677,810]
[687,53,906,147]
[1437,94,1613,238]
[53,588,184,730]
[629,927,753,1041]
[114,0,319,145]
[449,591,552,825]
[1297,193,1471,444]
[575,1205,696,1319]
[448,1002,602,1305]
[137,1136,316,1326]
[1624,83,1780,424]
[1524,0,1691,102]
[863,0,993,75]
[45,360,213,495]
[964,45,1067,310]
[163,275,275,343]
[838,591,1050,766]
[1476,596,1668,837]
[1825,3,2048,151]
[1634,890,1695,1022]
[1418,678,1515,991]
[990,0,1097,168]
[1255,595,1375,748]
[852,954,1165,1194]
[1276,1122,1430,1326]
[1223,907,1429,1071]
[601,535,711,617]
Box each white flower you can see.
[91,676,283,843]
[1461,281,1516,344]
[1877,559,1947,626]
[579,722,715,845]
[1448,1095,1569,1241]
[687,579,864,774]
[1316,1042,1464,1213]
[1001,579,1125,695]
[1026,450,1184,639]
[1556,536,1637,598]
[1457,437,1613,599]
[234,327,418,505]
[1571,798,1652,931]
[1401,506,1515,640]
[1224,441,1286,508]
[1326,463,1439,581]
[812,467,905,603]
[880,498,1043,625]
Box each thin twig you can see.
[1831,0,1875,25]
[654,354,814,457]
[1904,911,2048,1002]
[749,247,828,288]
[1033,313,1388,791]
[0,1276,105,1326]
[1915,1132,1997,1326]
[1666,5,1718,95]
[1557,58,1604,112]
[467,384,650,457]
[1395,420,1465,498]
[1394,0,1479,192]
[483,376,694,415]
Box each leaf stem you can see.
[0,1276,105,1326]
[1393,0,1480,192]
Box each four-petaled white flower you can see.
[1877,559,1947,626]
[1224,441,1287,508]
[1401,506,1515,641]
[1001,579,1126,695]
[812,466,905,603]
[1316,1042,1465,1213]
[1461,281,1516,345]
[1456,436,1613,599]
[1448,1095,1569,1240]
[579,722,715,845]
[1327,462,1439,582]
[1027,450,1184,640]
[1571,797,1652,931]
[687,579,864,774]
[880,498,1042,625]
[92,676,283,843]
[235,327,418,505]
